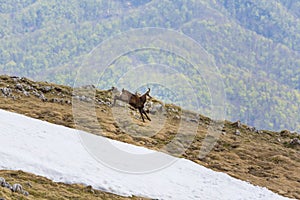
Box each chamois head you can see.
[145,88,151,98]
[107,86,119,93]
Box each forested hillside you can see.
[0,0,299,132]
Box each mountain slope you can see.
[0,0,299,133]
[0,170,146,200]
[0,108,291,200]
[0,75,299,199]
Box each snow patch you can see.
[0,109,291,200]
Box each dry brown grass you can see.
[1,75,300,199]
[0,170,147,200]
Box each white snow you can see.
[0,109,291,200]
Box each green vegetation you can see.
[0,0,299,132]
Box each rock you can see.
[83,97,92,102]
[11,183,23,193]
[23,190,29,196]
[189,118,198,123]
[73,95,92,102]
[12,76,21,82]
[4,182,11,189]
[15,83,24,91]
[234,129,241,136]
[25,85,34,91]
[23,90,30,96]
[96,99,104,105]
[32,90,45,100]
[247,126,256,132]
[173,115,181,120]
[78,96,86,101]
[49,98,65,104]
[50,98,59,103]
[85,185,95,194]
[280,130,290,137]
[0,177,5,186]
[290,138,300,146]
[38,93,46,100]
[151,103,163,114]
[81,85,96,89]
[277,138,281,142]
[41,86,52,93]
[0,198,6,200]
[0,87,12,97]
[232,120,242,128]
[25,182,33,188]
[54,87,63,92]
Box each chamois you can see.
[113,88,151,122]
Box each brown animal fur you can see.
[113,88,151,122]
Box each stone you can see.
[23,190,29,196]
[280,130,290,137]
[15,83,24,91]
[97,99,104,105]
[12,76,21,82]
[234,129,241,136]
[81,85,95,89]
[173,115,181,120]
[247,126,256,132]
[74,95,92,102]
[23,91,30,96]
[0,87,12,96]
[149,103,163,114]
[290,138,300,146]
[39,93,46,100]
[40,86,52,93]
[232,120,242,128]
[25,85,34,91]
[32,90,44,99]
[11,183,23,193]
[189,118,198,123]
[25,182,33,188]
[0,177,5,186]
[50,98,59,103]
[277,138,281,142]
[4,182,11,189]
[85,185,95,194]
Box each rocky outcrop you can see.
[0,177,29,196]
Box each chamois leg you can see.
[138,108,145,122]
[112,96,117,106]
[129,106,135,111]
[142,109,151,121]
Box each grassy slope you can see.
[0,170,147,200]
[0,75,299,199]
